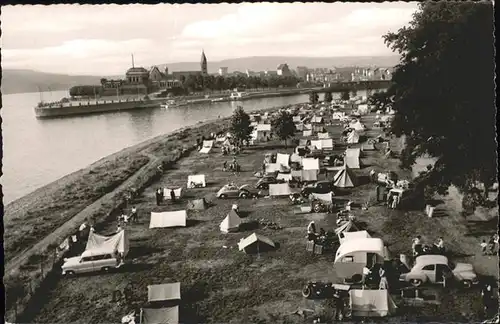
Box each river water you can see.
[1,90,371,204]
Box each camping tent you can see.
[303,130,313,137]
[345,148,361,169]
[277,173,293,182]
[333,165,356,188]
[347,131,360,144]
[310,140,323,150]
[293,116,301,122]
[187,198,207,210]
[149,210,187,228]
[163,188,183,200]
[199,140,214,154]
[304,124,313,130]
[141,307,179,324]
[311,192,334,203]
[362,142,375,151]
[350,121,365,131]
[187,175,206,188]
[238,233,275,253]
[148,283,181,302]
[85,229,129,257]
[301,169,318,182]
[311,116,324,124]
[349,289,397,317]
[276,153,290,167]
[334,220,360,237]
[357,104,369,115]
[332,112,345,120]
[220,209,242,233]
[269,183,292,196]
[266,163,287,173]
[321,139,333,150]
[290,153,302,163]
[302,158,320,171]
[318,132,330,139]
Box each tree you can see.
[229,106,253,149]
[324,92,333,103]
[271,110,297,148]
[383,2,495,208]
[350,89,357,98]
[368,91,392,111]
[340,90,350,101]
[309,92,319,104]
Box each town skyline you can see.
[2,3,418,76]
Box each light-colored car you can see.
[216,184,260,199]
[61,249,122,276]
[399,254,479,288]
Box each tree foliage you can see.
[340,90,350,101]
[271,110,297,147]
[181,74,300,92]
[323,92,333,103]
[309,92,319,104]
[368,91,393,111]
[229,106,253,149]
[383,2,496,202]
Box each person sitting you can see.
[307,221,317,241]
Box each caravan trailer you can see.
[334,238,389,267]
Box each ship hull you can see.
[34,100,161,118]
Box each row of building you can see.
[100,50,393,96]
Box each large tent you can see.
[253,124,272,141]
[317,132,330,139]
[199,140,214,153]
[333,165,357,188]
[302,158,320,171]
[345,148,361,169]
[347,131,360,144]
[141,307,179,324]
[187,175,206,188]
[85,229,129,257]
[148,283,181,302]
[186,198,208,210]
[301,169,318,182]
[302,130,313,137]
[269,183,292,196]
[238,233,275,254]
[311,192,334,203]
[149,210,187,228]
[220,209,242,233]
[349,289,397,317]
[163,188,183,200]
[276,153,290,167]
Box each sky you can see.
[2,3,419,76]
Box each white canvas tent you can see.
[199,140,214,153]
[302,130,313,137]
[362,142,375,151]
[310,139,323,150]
[311,192,334,203]
[347,131,360,144]
[149,210,187,228]
[345,148,361,169]
[238,233,275,253]
[277,173,293,182]
[269,183,292,196]
[321,138,333,150]
[304,124,313,130]
[141,307,179,324]
[349,289,397,317]
[333,165,357,188]
[301,169,318,181]
[350,121,365,131]
[302,158,320,171]
[265,163,287,173]
[220,209,242,233]
[163,187,183,200]
[187,174,206,188]
[357,104,369,115]
[276,153,290,167]
[317,132,330,139]
[332,112,345,120]
[85,229,129,257]
[292,116,301,122]
[148,283,181,302]
[311,116,324,124]
[290,153,302,163]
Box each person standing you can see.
[155,188,162,206]
[481,283,494,317]
[170,189,176,203]
[130,206,138,223]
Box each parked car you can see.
[256,176,284,190]
[62,250,122,276]
[216,184,259,199]
[301,181,335,197]
[399,254,479,289]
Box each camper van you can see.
[61,248,123,275]
[334,238,389,267]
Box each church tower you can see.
[201,50,208,75]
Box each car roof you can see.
[415,254,448,265]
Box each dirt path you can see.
[5,152,160,275]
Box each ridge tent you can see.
[187,175,206,188]
[187,198,208,210]
[199,140,214,154]
[310,140,323,150]
[220,209,242,233]
[349,121,365,131]
[302,158,320,171]
[277,173,293,182]
[334,220,359,235]
[311,116,324,124]
[276,153,290,167]
[311,192,334,203]
[269,183,292,196]
[349,289,397,317]
[361,142,375,151]
[266,163,287,173]
[321,139,334,150]
[333,165,357,188]
[256,124,271,132]
[141,307,179,324]
[290,153,302,163]
[238,233,275,254]
[304,124,313,130]
[222,138,231,147]
[301,169,318,182]
[299,139,309,146]
[318,132,330,139]
[303,130,313,137]
[164,188,183,200]
[148,282,181,302]
[357,104,369,115]
[312,125,324,133]
[347,131,360,144]
[296,123,304,131]
[149,210,187,228]
[345,148,361,169]
[85,229,129,257]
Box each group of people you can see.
[412,235,445,256]
[306,221,327,242]
[223,158,241,172]
[363,263,390,290]
[387,192,401,209]
[116,206,139,231]
[480,233,498,256]
[155,188,177,205]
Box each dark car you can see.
[256,176,284,190]
[301,181,335,197]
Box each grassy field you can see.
[27,109,498,323]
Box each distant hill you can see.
[1,69,106,95]
[1,56,399,95]
[155,55,400,73]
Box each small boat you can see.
[230,91,249,101]
[211,97,225,102]
[161,99,187,109]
